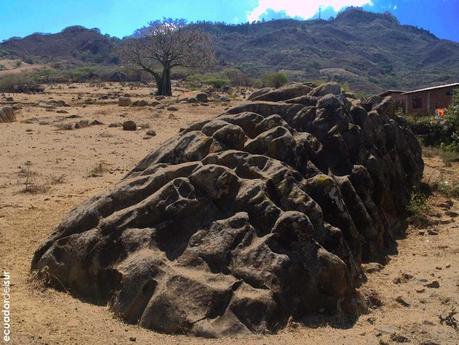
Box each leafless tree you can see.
[120,19,215,96]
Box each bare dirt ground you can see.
[0,83,457,345]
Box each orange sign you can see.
[436,108,446,117]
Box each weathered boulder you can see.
[32,82,423,338]
[248,87,272,100]
[308,82,341,97]
[118,97,132,106]
[196,93,209,103]
[0,107,16,123]
[132,100,149,107]
[250,83,312,102]
[122,120,137,131]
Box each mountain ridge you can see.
[1,8,458,93]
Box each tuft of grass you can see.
[49,174,66,185]
[406,190,431,227]
[18,166,49,194]
[431,180,459,199]
[87,162,109,178]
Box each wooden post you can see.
[427,91,431,115]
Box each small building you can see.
[378,90,405,99]
[378,90,406,112]
[402,83,459,116]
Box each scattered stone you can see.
[366,290,383,309]
[445,210,458,218]
[74,120,90,129]
[415,287,426,293]
[132,100,149,107]
[90,120,104,126]
[145,129,157,137]
[66,114,82,119]
[218,95,230,102]
[122,120,137,131]
[129,337,136,342]
[390,333,410,343]
[438,200,453,209]
[56,123,73,130]
[167,106,178,111]
[439,308,458,329]
[427,228,439,236]
[0,106,16,123]
[118,97,132,106]
[363,262,384,274]
[376,325,398,336]
[393,272,414,284]
[196,92,208,102]
[425,281,440,289]
[395,296,410,307]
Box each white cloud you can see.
[247,0,373,21]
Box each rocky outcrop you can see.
[32,85,423,338]
[249,83,312,102]
[0,107,16,123]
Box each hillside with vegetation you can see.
[1,8,459,93]
[0,26,120,64]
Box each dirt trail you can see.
[0,83,457,345]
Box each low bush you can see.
[406,190,431,227]
[185,72,230,89]
[261,72,288,88]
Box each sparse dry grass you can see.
[87,161,109,178]
[18,165,50,194]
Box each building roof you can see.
[378,90,405,97]
[402,83,459,95]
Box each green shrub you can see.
[441,89,459,152]
[261,72,288,88]
[224,68,252,86]
[437,181,459,198]
[0,73,36,92]
[406,190,431,227]
[186,73,230,89]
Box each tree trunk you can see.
[155,65,172,96]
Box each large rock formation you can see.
[32,83,423,337]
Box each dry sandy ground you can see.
[0,83,458,345]
[0,59,46,77]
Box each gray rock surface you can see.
[32,84,423,338]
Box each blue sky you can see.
[0,0,458,42]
